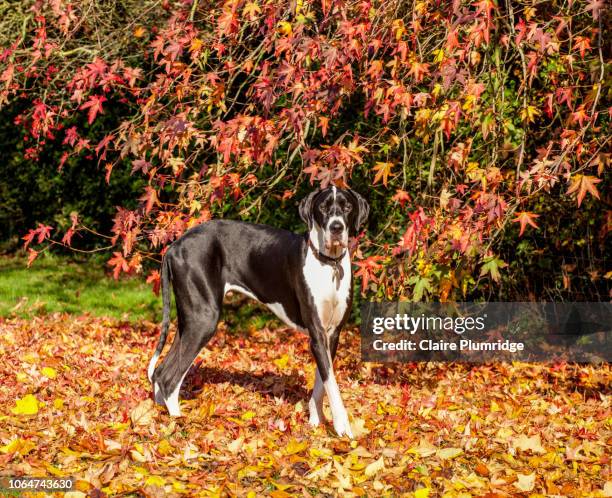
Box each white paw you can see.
[333,412,353,439]
[308,397,324,426]
[309,409,322,426]
[166,402,182,417]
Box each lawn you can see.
[0,253,160,321]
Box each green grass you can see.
[0,253,161,321]
[0,253,283,327]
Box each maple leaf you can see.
[27,248,39,267]
[12,394,39,415]
[372,162,394,186]
[107,252,129,279]
[571,105,589,127]
[585,0,605,20]
[480,255,507,282]
[574,36,591,58]
[566,175,602,206]
[408,61,430,82]
[354,256,383,292]
[146,270,161,295]
[79,95,107,124]
[392,189,411,207]
[513,211,540,236]
[520,105,540,123]
[243,1,261,21]
[319,116,329,137]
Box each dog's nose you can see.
[329,220,344,234]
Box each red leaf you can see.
[354,256,383,293]
[79,95,107,124]
[108,252,129,280]
[36,224,53,243]
[146,270,161,295]
[22,229,36,249]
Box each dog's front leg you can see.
[309,330,353,438]
[308,367,325,426]
[309,325,342,427]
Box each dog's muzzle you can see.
[325,219,348,252]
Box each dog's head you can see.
[299,186,369,257]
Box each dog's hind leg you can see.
[153,299,221,417]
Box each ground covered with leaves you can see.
[0,314,610,497]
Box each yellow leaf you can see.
[511,434,546,454]
[436,447,463,460]
[415,488,430,498]
[274,354,289,369]
[284,439,308,455]
[12,394,39,415]
[133,26,146,38]
[270,491,291,498]
[189,38,203,54]
[364,456,385,477]
[45,463,65,477]
[490,400,501,412]
[54,398,64,410]
[0,438,36,455]
[41,367,57,379]
[277,21,292,36]
[130,449,147,463]
[157,439,173,456]
[521,105,540,123]
[145,475,165,487]
[16,372,28,383]
[130,399,155,426]
[351,418,370,438]
[514,472,536,492]
[241,410,256,421]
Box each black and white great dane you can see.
[147,186,369,437]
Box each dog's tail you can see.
[148,255,172,383]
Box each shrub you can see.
[2,0,609,300]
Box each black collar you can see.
[307,238,346,287]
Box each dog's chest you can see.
[303,251,351,333]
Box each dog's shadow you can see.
[181,365,310,404]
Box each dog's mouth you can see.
[325,238,347,251]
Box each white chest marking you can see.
[223,283,304,332]
[303,250,350,335]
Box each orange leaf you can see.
[512,211,540,236]
[566,175,601,207]
[372,162,395,187]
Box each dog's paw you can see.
[333,413,354,439]
[309,410,322,426]
[308,397,324,426]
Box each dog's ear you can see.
[299,190,319,228]
[349,189,369,234]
